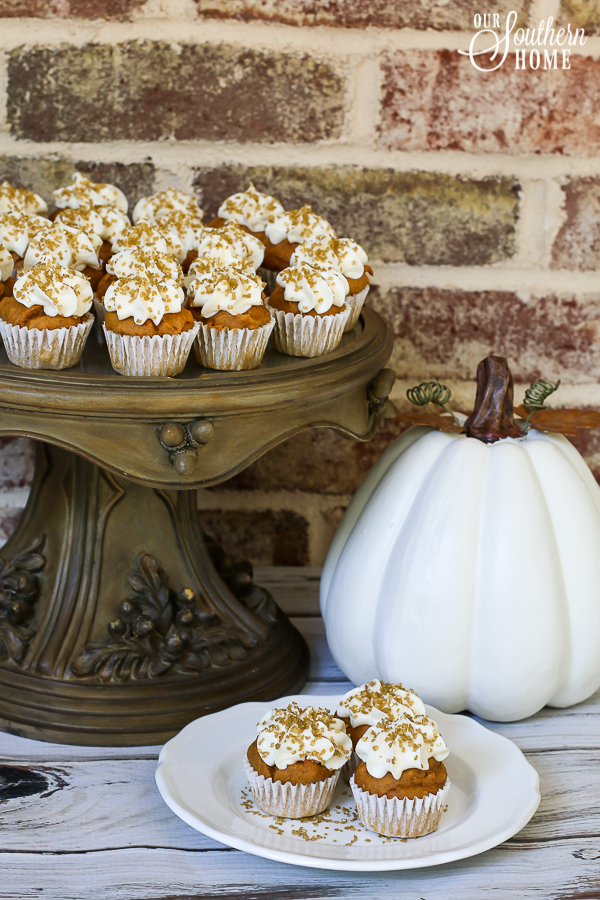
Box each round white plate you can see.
[155,694,540,872]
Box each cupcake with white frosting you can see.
[0,262,94,369]
[54,206,130,270]
[350,712,450,838]
[244,701,352,818]
[192,223,264,274]
[102,261,198,377]
[132,190,203,272]
[23,221,102,290]
[0,242,14,299]
[111,221,184,264]
[0,213,53,272]
[210,183,284,243]
[263,205,336,272]
[53,171,128,214]
[0,181,48,217]
[187,261,273,370]
[291,236,372,332]
[268,261,349,358]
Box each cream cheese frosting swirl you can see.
[291,236,368,280]
[107,247,183,286]
[55,206,130,244]
[187,262,265,318]
[111,221,184,262]
[103,274,184,326]
[0,213,52,258]
[217,183,284,232]
[53,172,128,213]
[265,205,336,246]
[0,182,47,216]
[0,243,13,281]
[356,713,449,780]
[256,701,351,771]
[132,188,203,224]
[276,262,347,314]
[194,224,264,272]
[24,222,100,272]
[154,210,203,259]
[337,680,426,728]
[13,262,93,318]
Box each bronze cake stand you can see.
[0,310,392,745]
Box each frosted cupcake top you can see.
[194,223,264,272]
[132,188,203,224]
[153,210,203,259]
[55,206,130,243]
[107,248,183,285]
[24,222,101,272]
[276,262,347,314]
[291,236,368,280]
[14,262,93,318]
[356,713,449,780]
[256,701,352,771]
[0,213,52,258]
[337,680,426,728]
[187,262,265,318]
[265,205,336,246]
[0,182,47,217]
[104,274,184,327]
[0,243,13,281]
[54,172,128,214]
[111,222,184,262]
[217,183,284,232]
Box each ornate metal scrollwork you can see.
[367,367,397,419]
[158,419,215,476]
[0,534,46,665]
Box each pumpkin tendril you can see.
[406,381,461,426]
[522,378,561,432]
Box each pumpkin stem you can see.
[464,355,523,443]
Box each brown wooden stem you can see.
[464,355,523,443]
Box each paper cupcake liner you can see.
[103,321,200,377]
[194,317,275,371]
[0,312,93,370]
[93,297,107,343]
[344,285,370,333]
[350,775,450,838]
[244,757,339,819]
[267,304,350,358]
[341,751,359,782]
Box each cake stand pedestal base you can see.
[0,442,309,746]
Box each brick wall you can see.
[1,0,600,565]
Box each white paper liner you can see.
[0,312,93,370]
[93,297,107,343]
[244,757,340,819]
[194,317,274,371]
[267,303,350,358]
[103,320,200,377]
[350,775,450,838]
[344,285,370,333]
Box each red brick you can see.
[194,0,529,30]
[0,0,144,17]
[371,286,600,383]
[201,510,309,566]
[379,51,600,155]
[0,437,35,490]
[552,178,600,270]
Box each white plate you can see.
[155,694,540,872]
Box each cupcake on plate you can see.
[350,712,450,839]
[54,206,130,272]
[23,221,102,289]
[263,205,336,272]
[102,264,198,377]
[291,236,373,332]
[111,221,184,265]
[53,171,128,215]
[0,261,94,369]
[0,212,52,273]
[192,223,264,274]
[209,183,284,243]
[268,261,349,358]
[244,701,351,818]
[337,680,426,779]
[187,260,273,370]
[0,242,14,299]
[0,181,48,216]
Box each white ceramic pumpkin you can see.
[321,358,600,722]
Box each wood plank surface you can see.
[0,568,599,900]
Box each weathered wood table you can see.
[1,567,599,899]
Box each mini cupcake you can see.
[263,205,336,272]
[210,183,284,244]
[53,171,128,214]
[192,223,264,274]
[111,221,184,265]
[0,262,94,369]
[268,261,349,358]
[291,236,373,332]
[0,242,14,299]
[244,701,351,818]
[337,680,426,779]
[102,268,198,377]
[350,713,450,839]
[23,221,102,290]
[187,261,273,370]
[0,213,52,272]
[0,181,48,216]
[54,206,130,272]
[132,188,203,224]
